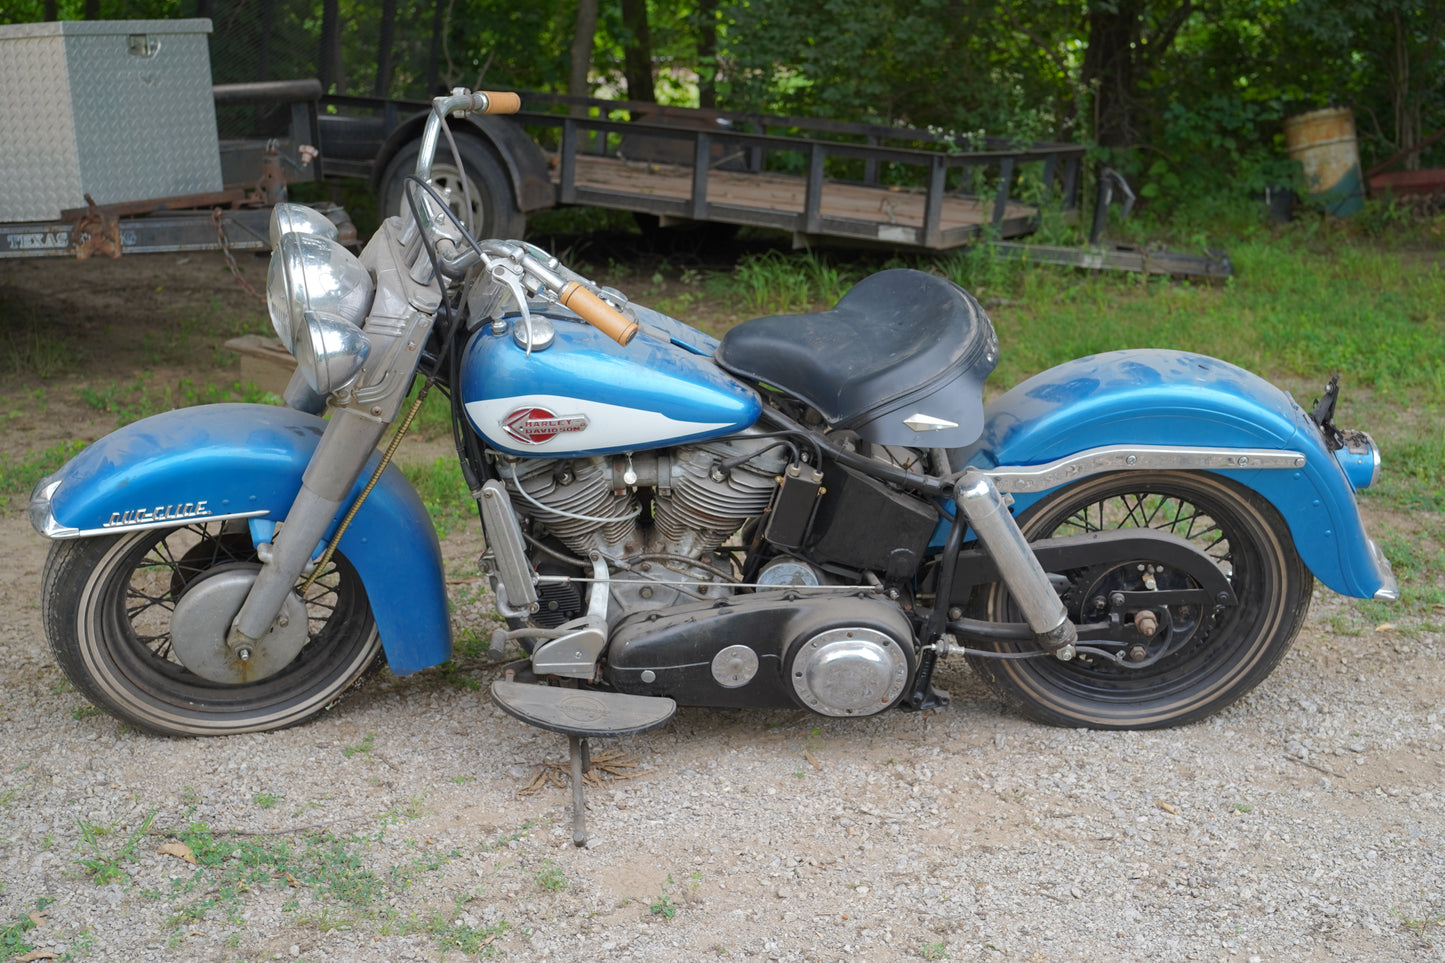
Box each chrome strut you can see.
[954,469,1077,659]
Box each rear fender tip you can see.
[1369,539,1399,600]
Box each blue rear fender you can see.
[952,350,1394,600]
[37,403,452,675]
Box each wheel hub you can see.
[170,563,309,684]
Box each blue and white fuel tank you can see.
[460,308,761,456]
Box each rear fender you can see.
[951,350,1395,600]
[32,404,451,674]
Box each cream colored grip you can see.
[558,282,639,346]
[478,91,522,114]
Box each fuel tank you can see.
[461,310,761,456]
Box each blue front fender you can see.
[953,350,1394,599]
[36,404,452,674]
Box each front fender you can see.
[954,350,1394,599]
[33,404,451,674]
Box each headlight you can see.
[266,208,374,395]
[268,202,340,248]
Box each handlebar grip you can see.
[478,91,522,115]
[559,282,639,346]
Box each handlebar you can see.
[558,282,639,346]
[409,88,637,348]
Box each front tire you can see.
[966,471,1312,729]
[43,523,381,736]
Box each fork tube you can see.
[228,408,388,646]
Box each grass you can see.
[75,810,156,885]
[77,375,282,428]
[0,438,84,509]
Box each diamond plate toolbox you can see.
[0,19,222,222]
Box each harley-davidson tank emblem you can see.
[501,407,589,445]
[104,501,211,528]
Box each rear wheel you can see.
[966,471,1312,729]
[43,523,381,736]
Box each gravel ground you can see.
[1,508,1443,963]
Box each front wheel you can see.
[43,523,381,736]
[966,471,1312,729]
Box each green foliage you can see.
[400,455,475,538]
[0,439,83,509]
[649,873,679,919]
[76,810,157,886]
[535,859,568,892]
[77,377,281,429]
[734,250,856,315]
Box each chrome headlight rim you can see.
[266,225,374,395]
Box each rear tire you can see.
[379,132,525,239]
[966,471,1312,729]
[43,523,381,736]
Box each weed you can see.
[1233,803,1253,813]
[0,439,84,508]
[1392,908,1445,939]
[649,874,679,919]
[425,913,509,956]
[535,860,568,892]
[70,703,101,721]
[168,819,392,929]
[77,376,281,428]
[389,848,458,889]
[379,792,430,825]
[0,903,45,959]
[401,456,474,538]
[342,733,376,758]
[0,311,71,378]
[921,941,950,960]
[76,809,156,885]
[252,791,282,810]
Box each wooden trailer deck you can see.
[517,94,1083,251]
[559,152,1041,247]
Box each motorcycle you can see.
[31,89,1396,743]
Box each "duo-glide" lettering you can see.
[104,501,210,527]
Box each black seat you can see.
[715,269,997,445]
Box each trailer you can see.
[0,20,351,261]
[319,89,1085,253]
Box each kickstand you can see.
[569,734,593,846]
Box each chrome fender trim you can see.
[983,445,1307,494]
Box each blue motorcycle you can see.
[30,90,1395,739]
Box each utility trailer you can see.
[319,90,1228,277]
[318,90,1085,250]
[0,19,350,261]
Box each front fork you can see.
[225,403,386,655]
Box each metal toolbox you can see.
[0,19,222,222]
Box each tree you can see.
[620,0,656,101]
[570,0,600,98]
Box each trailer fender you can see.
[371,112,553,213]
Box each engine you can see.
[496,432,791,612]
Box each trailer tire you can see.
[380,132,525,240]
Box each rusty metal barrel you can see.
[1284,107,1364,217]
